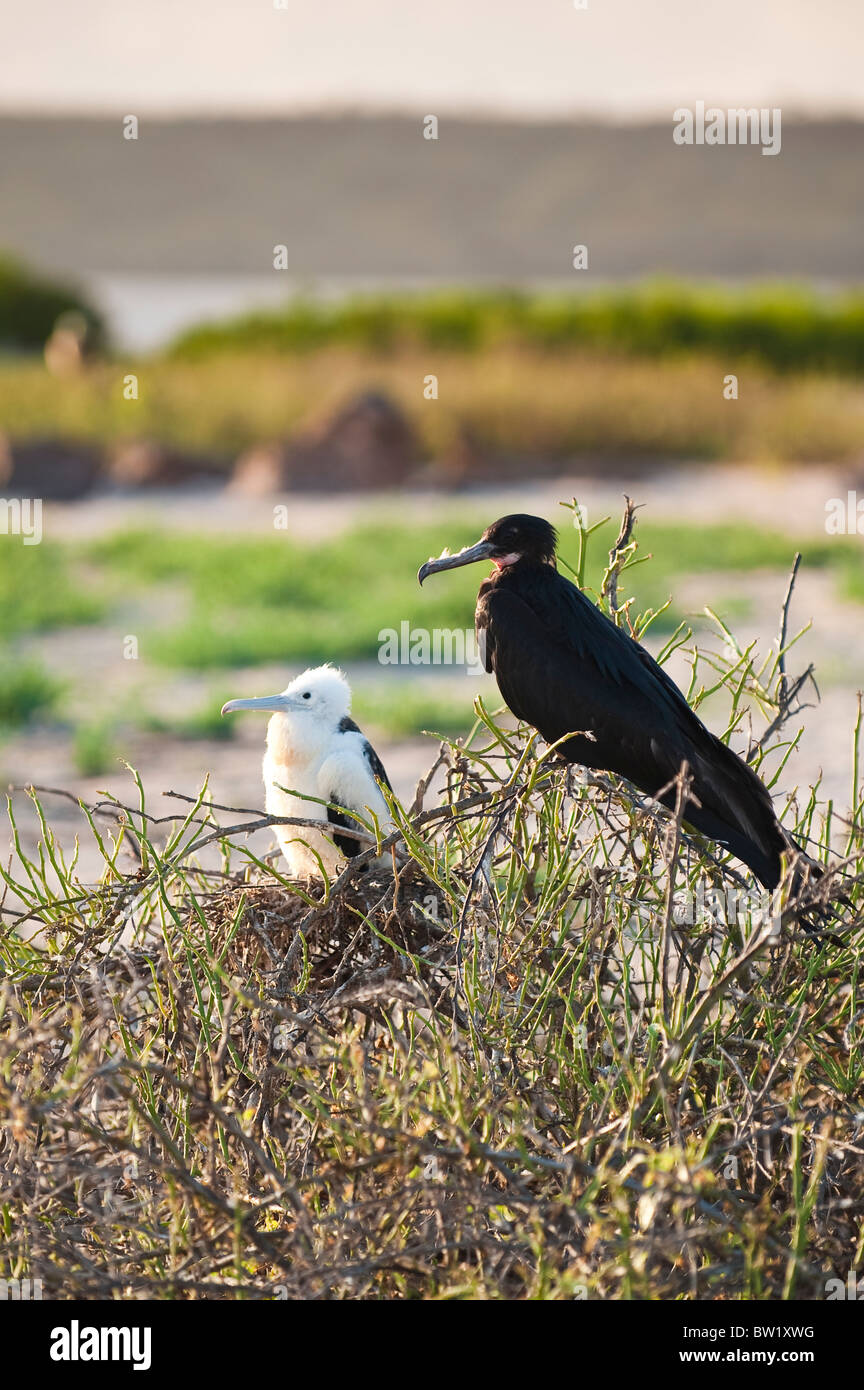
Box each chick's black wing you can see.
[328,718,393,859]
[361,739,393,793]
[338,715,393,793]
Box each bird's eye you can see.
[302,692,311,700]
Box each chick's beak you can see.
[221,694,292,716]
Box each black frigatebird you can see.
[418,513,804,891]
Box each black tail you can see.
[680,796,783,889]
[657,734,789,890]
[668,734,845,920]
[674,746,848,934]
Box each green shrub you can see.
[0,544,104,638]
[82,517,863,674]
[143,697,237,742]
[169,281,864,375]
[0,660,60,729]
[72,721,117,777]
[0,253,104,352]
[0,534,860,1301]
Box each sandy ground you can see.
[3,463,862,901]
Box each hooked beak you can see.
[221,693,295,717]
[417,538,495,585]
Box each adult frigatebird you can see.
[418,514,801,891]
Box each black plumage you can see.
[419,513,800,890]
[328,716,393,859]
[338,715,394,793]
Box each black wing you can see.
[326,803,365,860]
[478,571,704,779]
[478,568,787,887]
[361,738,393,793]
[328,718,393,858]
[338,715,393,792]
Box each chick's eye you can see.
[303,692,311,700]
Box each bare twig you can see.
[601,494,642,618]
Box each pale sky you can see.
[1,0,862,117]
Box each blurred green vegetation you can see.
[0,515,859,742]
[169,283,864,375]
[142,696,238,743]
[3,286,864,464]
[0,254,103,353]
[72,720,117,777]
[85,520,487,668]
[352,683,482,740]
[841,567,864,604]
[0,544,103,637]
[83,516,859,671]
[626,521,847,618]
[0,659,61,731]
[1,515,858,669]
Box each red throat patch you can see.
[492,552,521,572]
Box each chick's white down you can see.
[222,666,394,878]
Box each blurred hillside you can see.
[2,115,864,280]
